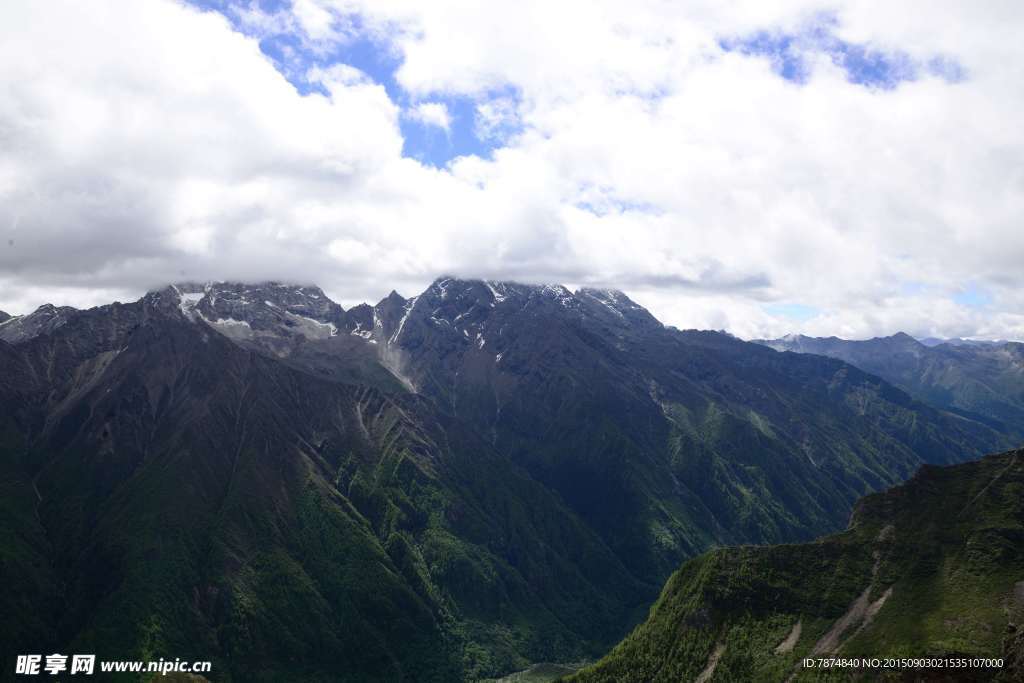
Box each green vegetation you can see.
[2,283,1016,682]
[757,333,1024,439]
[483,662,586,683]
[0,318,650,682]
[567,449,1024,682]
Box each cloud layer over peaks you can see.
[1,0,1022,341]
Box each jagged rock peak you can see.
[136,276,665,348]
[143,281,345,340]
[377,290,407,307]
[886,331,923,345]
[577,287,644,312]
[0,302,78,344]
[576,286,663,329]
[162,281,338,309]
[410,277,668,332]
[422,276,579,308]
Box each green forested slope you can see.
[0,306,650,682]
[0,280,1015,682]
[568,449,1024,682]
[756,333,1024,439]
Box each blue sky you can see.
[187,0,521,166]
[953,285,993,309]
[719,13,965,89]
[764,302,820,323]
[188,2,964,171]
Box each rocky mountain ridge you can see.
[756,332,1024,438]
[0,276,1016,681]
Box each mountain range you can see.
[755,333,1024,439]
[919,337,1009,348]
[1,278,1019,681]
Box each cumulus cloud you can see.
[406,102,452,131]
[474,96,522,143]
[0,0,1022,341]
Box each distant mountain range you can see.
[568,448,1024,682]
[0,279,1017,681]
[754,333,1024,438]
[918,336,1009,348]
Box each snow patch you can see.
[587,290,626,319]
[390,296,417,344]
[174,286,205,320]
[546,284,576,307]
[350,321,369,336]
[350,323,378,343]
[485,281,507,305]
[286,312,338,337]
[210,317,251,328]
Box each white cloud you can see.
[1,0,1023,342]
[292,0,335,41]
[406,102,451,131]
[474,96,521,142]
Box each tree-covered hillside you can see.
[568,449,1024,682]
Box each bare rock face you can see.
[0,303,78,344]
[1000,622,1024,683]
[157,281,344,339]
